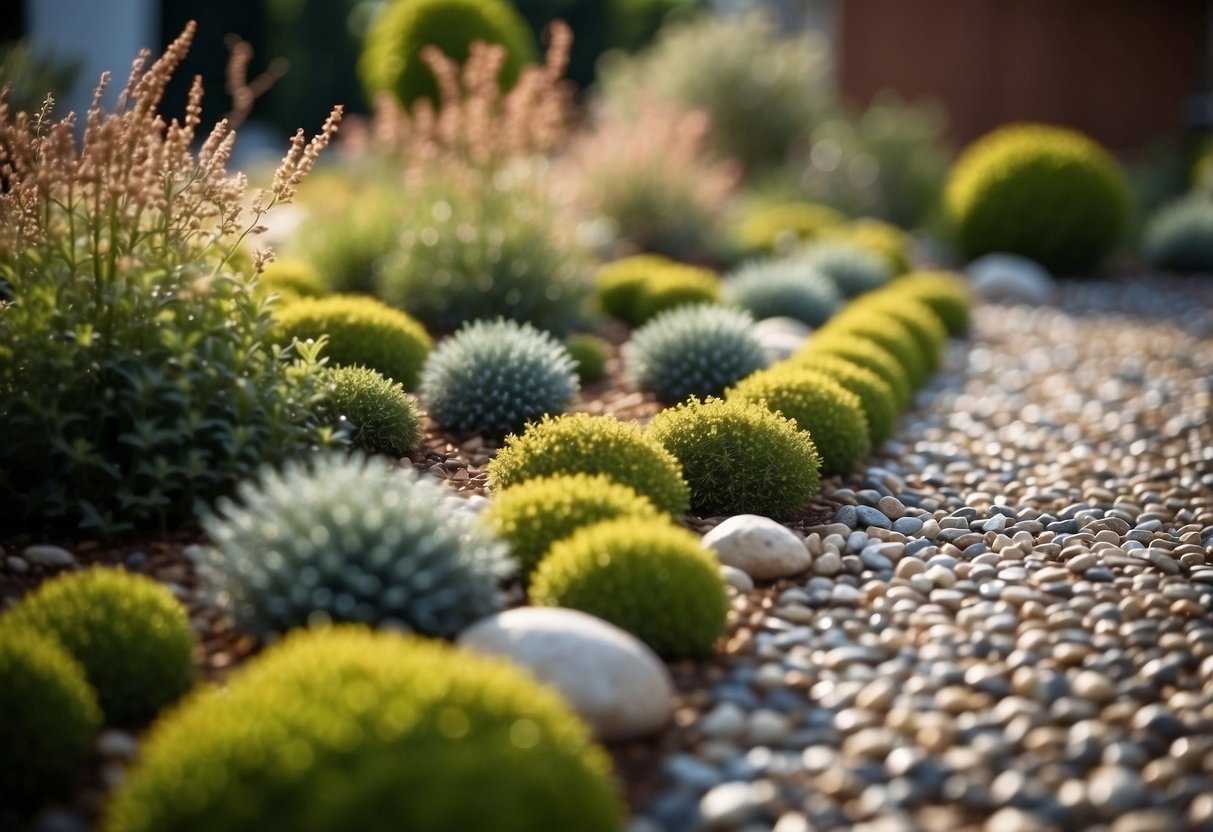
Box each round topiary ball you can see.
[624,304,767,405]
[198,453,510,639]
[834,294,948,373]
[529,519,729,658]
[793,334,912,410]
[274,295,433,389]
[732,201,847,257]
[565,333,610,384]
[594,254,673,322]
[480,474,661,581]
[488,413,690,516]
[255,258,327,302]
[1,567,194,723]
[359,0,537,108]
[420,318,578,439]
[723,256,843,326]
[103,626,622,832]
[631,264,722,324]
[647,396,821,518]
[0,627,101,807]
[817,313,930,389]
[785,353,898,446]
[800,241,893,298]
[945,122,1131,274]
[1142,194,1213,273]
[892,270,972,335]
[316,365,422,456]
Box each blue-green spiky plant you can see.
[723,256,843,326]
[1143,194,1213,273]
[197,453,511,639]
[623,305,767,405]
[799,242,893,298]
[420,319,579,439]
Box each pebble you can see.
[21,544,75,567]
[702,515,813,580]
[721,565,756,593]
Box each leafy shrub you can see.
[103,626,622,832]
[822,219,913,275]
[480,473,660,580]
[565,333,610,383]
[295,173,404,295]
[647,396,820,517]
[256,258,327,302]
[420,318,578,438]
[0,628,101,807]
[842,293,948,372]
[890,270,971,335]
[198,454,510,639]
[624,305,767,404]
[2,568,194,723]
[817,313,929,389]
[489,413,690,516]
[723,256,842,326]
[359,0,536,108]
[790,336,912,410]
[731,201,847,257]
[1142,194,1213,273]
[0,26,341,535]
[788,353,899,446]
[800,242,893,298]
[594,254,674,320]
[316,365,422,456]
[530,519,728,657]
[728,368,870,476]
[945,122,1131,274]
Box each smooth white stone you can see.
[968,253,1056,305]
[702,515,812,580]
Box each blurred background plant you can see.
[0,38,78,115]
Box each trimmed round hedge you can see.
[103,626,622,832]
[891,270,972,335]
[631,264,723,324]
[256,258,327,302]
[317,365,422,456]
[789,335,912,410]
[565,333,610,384]
[833,295,947,373]
[594,254,672,321]
[817,313,930,389]
[785,353,898,446]
[732,201,846,256]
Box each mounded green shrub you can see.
[822,219,913,275]
[817,313,930,389]
[488,413,690,516]
[1142,194,1213,273]
[594,254,672,321]
[2,568,194,723]
[316,365,422,456]
[565,333,610,384]
[835,294,948,373]
[256,258,327,302]
[792,335,912,409]
[420,318,578,439]
[480,473,660,580]
[359,0,537,108]
[274,295,433,389]
[732,201,847,256]
[891,270,971,335]
[631,264,722,323]
[800,241,893,298]
[530,519,728,657]
[198,453,510,639]
[784,353,898,446]
[104,626,622,832]
[728,367,870,476]
[624,305,767,404]
[945,122,1131,274]
[0,627,101,807]
[723,256,842,326]
[647,396,821,517]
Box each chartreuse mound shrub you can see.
[786,353,898,446]
[198,454,509,639]
[420,319,578,439]
[530,519,728,658]
[274,295,432,388]
[594,254,672,320]
[565,333,610,383]
[316,365,421,456]
[480,474,660,580]
[823,219,913,275]
[489,413,690,516]
[632,264,722,323]
[103,626,622,832]
[817,313,930,389]
[834,294,948,373]
[723,256,842,326]
[945,123,1131,274]
[625,305,767,404]
[800,242,893,298]
[1142,195,1213,273]
[790,336,912,410]
[648,397,821,518]
[359,0,536,108]
[255,258,327,302]
[891,270,971,335]
[2,568,194,723]
[0,628,101,807]
[732,201,847,256]
[729,368,870,476]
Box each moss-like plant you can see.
[199,453,510,639]
[723,256,842,326]
[890,270,971,335]
[834,294,948,373]
[732,201,847,257]
[0,627,101,807]
[816,313,930,389]
[274,295,432,389]
[316,365,421,456]
[1142,194,1213,273]
[632,264,723,323]
[785,353,898,445]
[2,568,194,723]
[489,413,690,516]
[822,219,913,275]
[647,396,820,517]
[530,519,729,658]
[255,258,327,302]
[800,241,893,298]
[565,333,610,384]
[420,319,578,439]
[104,626,622,832]
[480,474,661,580]
[594,254,673,321]
[793,334,912,409]
[945,122,1131,274]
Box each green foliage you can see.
[723,256,842,326]
[1142,194,1213,273]
[731,201,847,257]
[594,254,673,320]
[274,295,433,389]
[817,313,929,389]
[647,396,821,517]
[0,628,100,807]
[530,519,728,657]
[256,258,328,302]
[843,293,948,372]
[359,0,537,108]
[489,413,690,516]
[296,173,404,295]
[632,264,723,322]
[420,318,578,438]
[198,453,510,639]
[624,304,767,404]
[0,38,80,116]
[945,122,1131,274]
[316,365,422,456]
[891,270,971,335]
[103,626,622,832]
[480,473,661,580]
[2,568,194,723]
[822,219,913,275]
[728,368,869,476]
[790,335,912,410]
[800,242,893,298]
[787,353,899,446]
[565,333,610,383]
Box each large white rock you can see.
[457,607,674,742]
[967,253,1056,305]
[701,514,812,580]
[751,316,813,363]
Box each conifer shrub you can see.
[945,122,1131,274]
[891,270,971,335]
[800,241,893,298]
[255,258,327,302]
[198,454,510,639]
[842,293,948,372]
[565,333,610,383]
[822,219,913,275]
[488,413,690,516]
[2,568,195,723]
[595,254,673,321]
[647,397,821,517]
[632,264,723,323]
[103,626,622,832]
[316,366,422,456]
[786,353,898,446]
[816,313,930,389]
[732,201,847,257]
[723,256,843,326]
[530,519,728,657]
[793,335,912,409]
[1142,194,1213,273]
